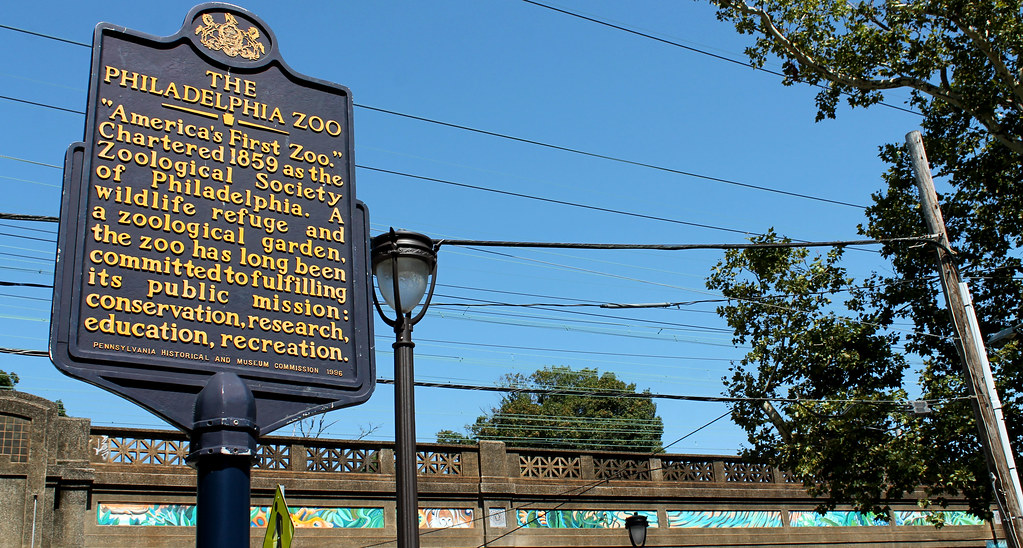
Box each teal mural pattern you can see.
[251,506,385,528]
[97,503,384,528]
[97,504,988,529]
[893,511,985,527]
[97,504,195,526]
[789,511,888,527]
[516,510,658,529]
[666,510,783,528]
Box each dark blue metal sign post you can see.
[51,5,374,546]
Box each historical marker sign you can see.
[51,3,374,433]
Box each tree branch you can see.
[944,12,1023,104]
[718,0,1023,155]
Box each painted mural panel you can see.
[515,510,658,528]
[419,508,474,529]
[789,510,887,527]
[97,503,384,528]
[893,510,986,527]
[98,504,195,526]
[251,506,385,528]
[666,510,783,528]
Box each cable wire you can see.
[358,164,759,235]
[0,20,881,210]
[353,410,730,548]
[520,0,920,117]
[0,349,958,408]
[436,235,936,250]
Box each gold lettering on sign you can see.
[82,31,355,377]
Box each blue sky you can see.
[0,0,923,453]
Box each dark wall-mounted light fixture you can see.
[625,513,649,547]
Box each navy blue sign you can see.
[51,4,374,433]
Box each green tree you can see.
[435,429,475,445]
[708,231,924,518]
[707,0,1023,152]
[0,370,18,389]
[705,0,1023,518]
[442,366,663,452]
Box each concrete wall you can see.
[0,391,93,547]
[0,391,1007,547]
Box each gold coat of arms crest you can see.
[195,13,266,60]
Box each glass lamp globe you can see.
[371,229,437,316]
[375,255,431,314]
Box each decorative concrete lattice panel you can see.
[91,434,189,466]
[594,457,650,480]
[661,458,714,482]
[418,450,461,475]
[0,414,29,463]
[519,454,580,478]
[307,446,379,473]
[723,461,773,483]
[253,443,290,470]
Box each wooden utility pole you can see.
[906,131,1023,547]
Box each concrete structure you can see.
[0,391,1007,547]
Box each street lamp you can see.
[371,229,438,548]
[625,513,648,547]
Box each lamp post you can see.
[625,513,648,547]
[371,229,438,548]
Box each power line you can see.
[436,235,936,250]
[358,408,840,548]
[0,154,60,169]
[484,413,664,426]
[520,0,919,117]
[358,164,758,235]
[0,217,932,308]
[0,348,949,408]
[0,22,875,209]
[0,23,88,47]
[448,243,950,343]
[438,282,604,304]
[0,221,57,234]
[375,377,954,407]
[0,142,820,240]
[0,251,55,263]
[431,298,723,309]
[0,281,51,289]
[0,265,53,276]
[0,94,83,115]
[0,347,46,357]
[432,293,733,333]
[0,243,54,259]
[0,231,55,243]
[431,308,739,346]
[0,218,948,343]
[0,174,60,189]
[354,107,866,208]
[0,292,50,302]
[662,411,731,451]
[413,337,735,362]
